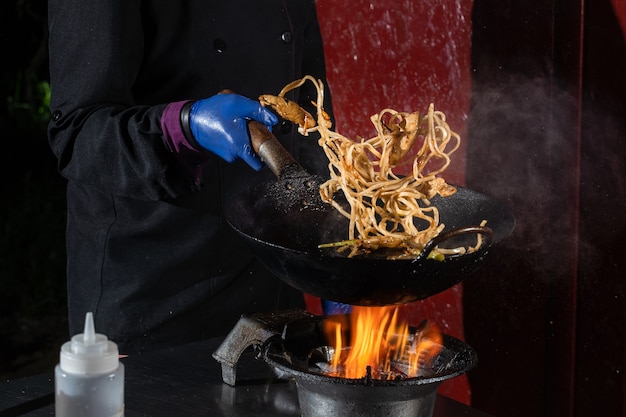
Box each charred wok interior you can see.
[225,178,515,305]
[229,117,515,305]
[213,311,477,417]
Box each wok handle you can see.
[419,226,494,260]
[248,120,302,179]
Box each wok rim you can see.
[225,183,513,263]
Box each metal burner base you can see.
[213,310,476,417]
[295,378,437,417]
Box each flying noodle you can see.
[261,76,484,259]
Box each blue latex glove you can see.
[184,93,278,170]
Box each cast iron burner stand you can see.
[213,310,477,417]
[212,309,309,386]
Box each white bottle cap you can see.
[59,312,120,375]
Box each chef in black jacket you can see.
[47,0,332,354]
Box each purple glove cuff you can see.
[161,100,211,186]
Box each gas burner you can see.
[213,310,476,417]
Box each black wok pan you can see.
[224,122,515,306]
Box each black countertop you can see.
[1,336,494,417]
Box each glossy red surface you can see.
[310,1,474,404]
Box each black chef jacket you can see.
[47,0,332,353]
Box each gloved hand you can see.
[182,93,278,170]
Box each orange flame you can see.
[322,306,442,379]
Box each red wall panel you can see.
[312,0,475,405]
[315,0,472,185]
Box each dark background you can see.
[1,0,67,380]
[464,0,626,416]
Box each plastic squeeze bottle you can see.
[55,312,124,417]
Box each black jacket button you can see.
[280,31,293,43]
[213,38,227,53]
